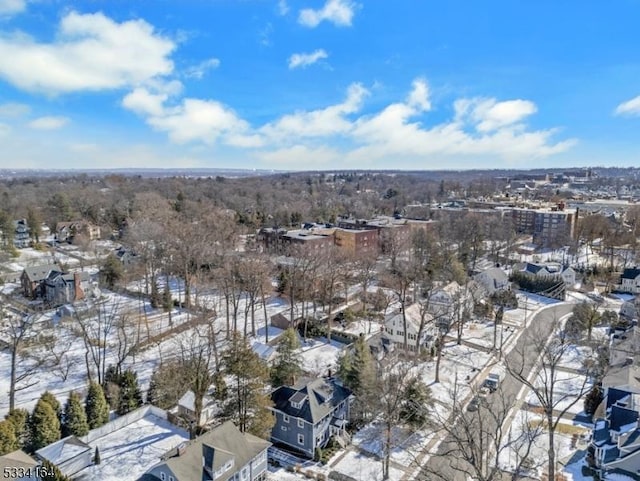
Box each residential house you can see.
[519,262,576,285]
[0,450,40,481]
[590,387,640,478]
[35,435,93,478]
[620,268,640,294]
[383,303,435,352]
[56,221,101,243]
[427,281,474,330]
[473,267,510,296]
[142,421,270,481]
[176,390,218,427]
[43,270,90,306]
[620,299,638,320]
[115,246,138,266]
[609,328,640,368]
[270,377,353,458]
[21,263,62,299]
[13,219,30,248]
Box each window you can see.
[169,477,174,481]
[298,419,304,428]
[281,426,287,431]
[160,474,166,481]
[283,414,290,423]
[298,433,305,445]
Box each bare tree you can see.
[506,321,595,481]
[424,381,544,481]
[73,298,122,384]
[1,309,46,411]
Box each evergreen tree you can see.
[117,370,143,415]
[584,385,604,420]
[30,397,61,451]
[85,382,110,429]
[26,208,43,245]
[270,328,302,387]
[399,378,432,428]
[337,336,376,423]
[339,336,375,393]
[62,392,89,437]
[5,409,29,449]
[0,420,18,455]
[41,459,71,481]
[223,333,274,438]
[100,254,124,289]
[40,391,62,422]
[94,446,101,465]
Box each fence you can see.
[80,405,184,444]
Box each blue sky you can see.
[0,0,639,170]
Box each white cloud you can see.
[136,96,260,147]
[0,11,175,94]
[299,0,357,28]
[121,76,573,169]
[278,0,289,15]
[261,82,368,139]
[0,0,25,17]
[456,98,537,132]
[406,78,431,111]
[185,57,220,79]
[28,116,69,130]
[0,102,30,117]
[615,95,640,116]
[122,88,168,117]
[288,49,328,69]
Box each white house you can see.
[427,281,474,329]
[473,267,510,295]
[177,390,218,427]
[620,269,640,294]
[384,303,435,352]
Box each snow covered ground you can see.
[297,337,348,377]
[497,409,588,479]
[331,450,404,481]
[76,411,189,481]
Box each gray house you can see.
[0,450,40,481]
[43,270,90,306]
[270,377,353,458]
[142,421,270,481]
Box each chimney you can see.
[74,273,85,302]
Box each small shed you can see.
[270,312,301,330]
[36,435,92,477]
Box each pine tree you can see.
[0,420,18,455]
[584,384,604,420]
[62,392,89,437]
[5,409,29,449]
[85,382,110,429]
[399,378,432,428]
[223,333,274,438]
[270,328,302,387]
[337,336,376,424]
[30,397,61,451]
[40,391,62,422]
[94,446,101,465]
[41,459,71,481]
[117,370,143,415]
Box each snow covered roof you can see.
[36,435,91,465]
[0,450,38,472]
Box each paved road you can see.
[419,302,575,481]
